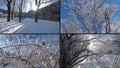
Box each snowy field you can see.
[0,18,59,33]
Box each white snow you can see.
[0,18,23,33]
[0,18,59,33]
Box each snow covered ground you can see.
[0,18,59,33]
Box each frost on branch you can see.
[0,34,59,68]
[61,0,120,33]
[60,34,120,68]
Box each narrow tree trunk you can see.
[18,0,23,23]
[108,19,110,33]
[19,11,22,22]
[7,3,11,22]
[11,10,14,20]
[35,10,38,22]
[60,35,68,68]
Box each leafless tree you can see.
[14,0,27,22]
[11,0,16,20]
[60,34,120,68]
[4,0,13,22]
[60,34,99,68]
[61,0,118,33]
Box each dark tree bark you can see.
[60,34,69,68]
[18,0,23,23]
[60,34,94,68]
[7,0,12,22]
[19,10,22,22]
[35,0,41,22]
[35,10,38,22]
[104,10,111,33]
[60,34,76,68]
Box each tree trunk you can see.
[60,65,67,68]
[11,10,14,20]
[18,0,23,23]
[35,10,38,22]
[19,11,22,22]
[11,0,16,20]
[60,34,68,68]
[7,3,11,22]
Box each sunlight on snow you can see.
[87,41,106,53]
[87,35,94,40]
[87,42,98,52]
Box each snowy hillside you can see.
[0,18,59,33]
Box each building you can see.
[38,0,60,21]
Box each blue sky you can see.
[0,5,7,10]
[109,0,120,18]
[61,2,70,19]
[61,0,120,19]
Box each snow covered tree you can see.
[60,34,120,68]
[61,0,118,33]
[0,34,59,68]
[60,34,101,68]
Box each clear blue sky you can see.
[61,0,120,19]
